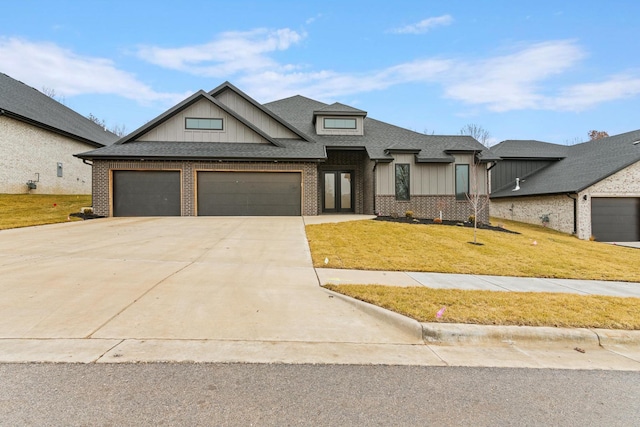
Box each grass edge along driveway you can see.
[305,218,640,282]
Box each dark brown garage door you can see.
[197,172,301,216]
[113,171,181,217]
[591,197,640,241]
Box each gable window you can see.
[395,164,410,200]
[324,118,356,129]
[456,164,469,200]
[185,118,223,130]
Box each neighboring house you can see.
[76,82,497,220]
[490,130,640,242]
[0,72,117,194]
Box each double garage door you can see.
[591,197,640,242]
[112,171,301,216]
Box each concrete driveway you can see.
[0,217,419,346]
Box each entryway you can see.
[322,171,354,213]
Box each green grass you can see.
[0,194,92,229]
[306,218,640,282]
[324,284,640,330]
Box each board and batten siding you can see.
[376,153,487,196]
[137,99,270,144]
[215,89,299,139]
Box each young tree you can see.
[109,124,127,137]
[588,130,609,140]
[87,113,106,129]
[460,124,491,147]
[466,153,490,245]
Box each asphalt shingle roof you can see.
[491,130,640,198]
[491,139,568,159]
[0,72,118,146]
[77,83,497,162]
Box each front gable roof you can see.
[0,72,117,147]
[491,130,640,198]
[115,90,283,147]
[209,81,311,141]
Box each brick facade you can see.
[92,160,318,217]
[376,195,489,223]
[491,160,640,240]
[1,115,93,194]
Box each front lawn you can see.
[0,194,92,230]
[324,284,640,330]
[306,218,640,282]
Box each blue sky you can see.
[1,0,639,145]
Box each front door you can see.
[323,171,354,213]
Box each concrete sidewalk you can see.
[316,268,640,297]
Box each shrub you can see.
[405,210,414,218]
[433,217,443,224]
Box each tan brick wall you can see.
[376,195,489,223]
[92,160,318,216]
[490,195,575,234]
[0,115,93,194]
[576,160,640,239]
[491,161,640,240]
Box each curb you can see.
[421,323,600,346]
[321,288,423,341]
[321,288,640,347]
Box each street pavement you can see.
[0,215,638,369]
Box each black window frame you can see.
[323,117,357,130]
[185,117,224,130]
[395,163,410,201]
[455,164,469,201]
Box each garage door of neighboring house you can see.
[112,171,181,217]
[197,172,301,216]
[591,197,640,241]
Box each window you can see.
[185,118,223,130]
[395,164,410,200]
[456,164,469,200]
[324,118,356,129]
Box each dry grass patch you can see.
[306,218,640,281]
[0,194,91,229]
[324,284,640,330]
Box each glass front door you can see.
[323,171,353,213]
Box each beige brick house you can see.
[490,131,640,242]
[77,82,497,220]
[0,72,117,194]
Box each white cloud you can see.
[388,15,453,34]
[442,40,587,111]
[0,37,186,104]
[551,73,640,111]
[136,28,306,77]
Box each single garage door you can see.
[591,197,640,241]
[113,171,181,216]
[197,171,301,216]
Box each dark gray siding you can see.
[491,160,554,192]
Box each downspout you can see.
[82,159,93,166]
[566,193,577,235]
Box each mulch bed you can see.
[373,216,519,234]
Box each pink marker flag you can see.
[436,307,446,318]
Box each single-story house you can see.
[0,72,118,194]
[76,82,498,220]
[490,130,640,242]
